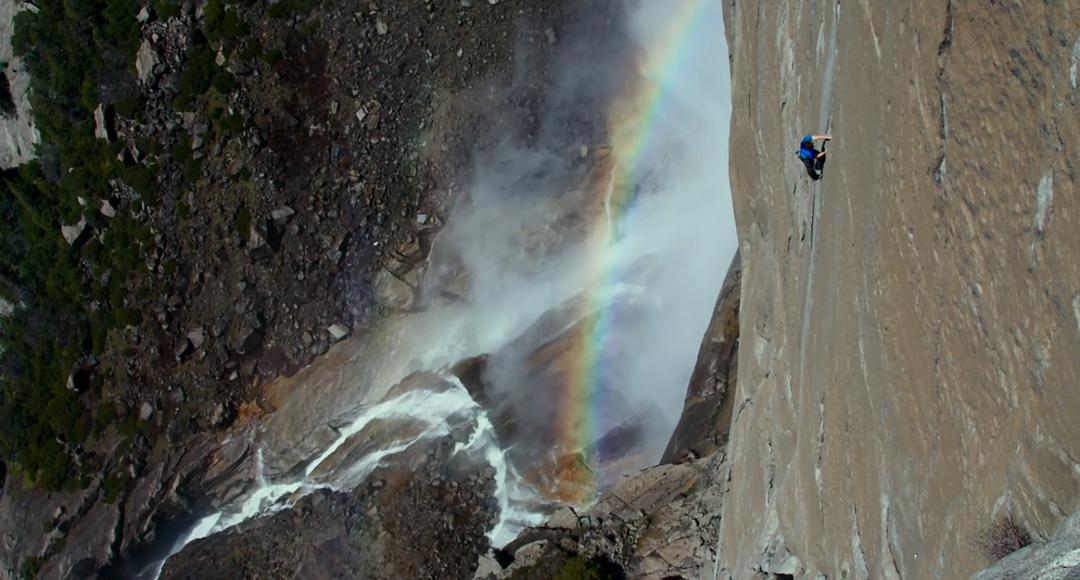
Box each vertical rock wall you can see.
[719,1,1080,578]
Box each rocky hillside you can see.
[0,0,595,577]
[5,0,1079,578]
[717,1,1080,578]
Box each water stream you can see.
[147,1,734,576]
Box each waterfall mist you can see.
[427,0,736,469]
[148,2,735,574]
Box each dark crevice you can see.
[937,0,954,58]
[931,0,955,391]
[935,0,955,144]
[0,70,14,117]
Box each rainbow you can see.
[551,0,714,502]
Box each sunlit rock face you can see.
[718,2,1080,578]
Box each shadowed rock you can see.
[662,250,740,464]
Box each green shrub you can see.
[212,71,238,95]
[102,470,130,503]
[216,113,245,136]
[175,41,238,113]
[234,207,251,241]
[263,48,284,65]
[0,325,84,489]
[93,403,118,437]
[238,38,263,62]
[152,0,181,19]
[0,68,14,116]
[267,0,317,19]
[138,136,164,158]
[171,93,194,112]
[101,0,143,56]
[120,164,158,202]
[21,556,44,578]
[554,557,624,580]
[172,135,201,182]
[178,44,217,97]
[0,0,242,493]
[204,0,250,42]
[114,95,143,119]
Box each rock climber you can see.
[797,134,830,180]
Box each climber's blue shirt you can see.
[798,135,816,161]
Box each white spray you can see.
[156,0,734,573]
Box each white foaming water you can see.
[172,377,540,561]
[452,398,547,545]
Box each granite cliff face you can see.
[718,1,1080,578]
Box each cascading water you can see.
[150,0,733,576]
[187,377,542,541]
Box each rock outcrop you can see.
[0,0,38,168]
[0,429,254,580]
[662,251,740,464]
[718,2,1080,578]
[973,508,1080,580]
[482,450,728,580]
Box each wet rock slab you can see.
[162,437,498,580]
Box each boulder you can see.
[327,323,349,341]
[61,217,87,245]
[186,327,205,350]
[372,267,416,311]
[174,336,193,360]
[235,328,263,355]
[270,206,295,222]
[36,500,120,579]
[247,223,265,250]
[93,103,114,141]
[135,40,160,84]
